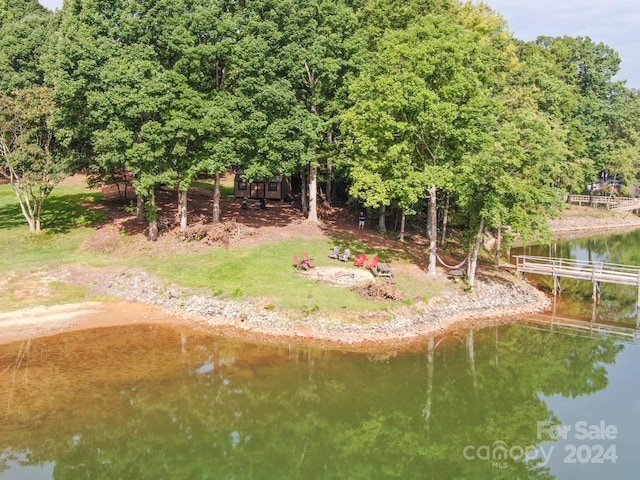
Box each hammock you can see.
[435,253,468,270]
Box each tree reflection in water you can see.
[0,322,623,479]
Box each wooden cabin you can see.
[234,172,291,200]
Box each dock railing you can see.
[515,255,640,286]
[515,255,640,305]
[566,194,640,211]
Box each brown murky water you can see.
[1,318,639,479]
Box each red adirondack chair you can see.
[302,252,315,268]
[353,253,367,267]
[366,256,379,272]
[293,254,308,270]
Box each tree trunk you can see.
[136,193,145,221]
[466,216,485,287]
[212,172,221,223]
[378,204,386,231]
[495,223,502,264]
[148,189,158,241]
[426,204,431,237]
[326,159,333,206]
[440,191,450,246]
[300,167,308,217]
[17,191,36,233]
[427,184,438,276]
[178,189,188,233]
[7,174,36,233]
[308,164,318,222]
[399,209,406,242]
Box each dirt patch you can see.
[82,181,329,257]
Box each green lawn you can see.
[0,184,108,271]
[137,238,430,314]
[192,180,235,197]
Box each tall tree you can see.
[236,0,358,222]
[184,2,242,224]
[51,0,241,237]
[343,14,497,275]
[0,1,61,233]
[0,0,46,28]
[0,8,50,93]
[535,36,638,189]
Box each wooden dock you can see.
[514,255,640,305]
[566,194,640,212]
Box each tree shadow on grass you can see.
[317,205,474,272]
[0,192,109,233]
[0,202,25,230]
[319,219,422,267]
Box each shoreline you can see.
[0,264,550,348]
[1,212,638,348]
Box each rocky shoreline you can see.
[52,265,550,346]
[549,208,640,235]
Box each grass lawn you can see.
[0,182,443,315]
[192,180,235,197]
[138,237,442,314]
[0,185,107,272]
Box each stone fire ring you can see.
[300,266,373,286]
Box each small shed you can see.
[234,172,291,200]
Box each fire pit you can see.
[301,266,372,286]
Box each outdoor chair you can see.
[366,256,380,273]
[302,252,315,268]
[353,253,367,267]
[339,248,351,262]
[293,254,309,270]
[329,246,341,259]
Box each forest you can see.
[1,0,640,284]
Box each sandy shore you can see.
[0,301,188,345]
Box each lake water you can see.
[2,230,640,479]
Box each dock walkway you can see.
[566,194,640,212]
[514,255,640,304]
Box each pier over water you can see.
[514,255,640,305]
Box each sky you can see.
[483,0,640,87]
[38,0,639,87]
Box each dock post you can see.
[593,281,600,303]
[637,273,640,308]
